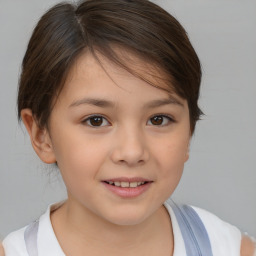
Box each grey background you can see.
[0,0,255,239]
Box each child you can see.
[2,0,255,255]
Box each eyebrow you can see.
[144,97,184,108]
[69,98,116,108]
[69,96,184,109]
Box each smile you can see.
[102,179,152,198]
[104,181,148,188]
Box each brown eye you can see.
[90,117,103,126]
[148,115,173,126]
[151,116,163,125]
[83,116,110,127]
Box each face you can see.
[46,51,191,226]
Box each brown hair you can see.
[17,0,202,133]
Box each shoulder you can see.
[240,235,256,256]
[3,202,64,256]
[0,242,5,256]
[191,206,242,256]
[3,226,28,256]
[191,206,256,256]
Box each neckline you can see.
[37,201,186,256]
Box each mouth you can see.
[102,178,153,198]
[103,181,149,188]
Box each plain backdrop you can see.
[0,0,255,239]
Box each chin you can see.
[102,206,154,226]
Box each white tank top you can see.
[3,200,241,256]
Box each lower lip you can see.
[102,182,152,198]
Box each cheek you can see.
[149,140,187,206]
[51,130,107,184]
[153,134,189,182]
[156,143,187,200]
[156,137,189,165]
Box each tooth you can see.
[121,182,129,188]
[138,182,142,186]
[141,182,146,185]
[109,181,114,185]
[130,182,138,188]
[114,181,121,187]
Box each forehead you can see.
[56,50,188,115]
[64,47,177,97]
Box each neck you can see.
[51,199,174,255]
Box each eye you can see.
[147,115,174,126]
[82,115,110,127]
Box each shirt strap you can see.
[169,200,214,256]
[24,220,39,256]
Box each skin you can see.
[21,51,255,256]
[241,235,256,256]
[0,243,4,256]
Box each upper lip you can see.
[102,177,153,182]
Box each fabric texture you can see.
[168,200,213,256]
[3,201,241,256]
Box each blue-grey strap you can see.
[24,220,39,256]
[169,200,213,256]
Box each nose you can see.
[110,125,149,167]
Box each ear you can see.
[21,109,56,164]
[184,141,190,162]
[184,150,189,162]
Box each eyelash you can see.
[81,114,175,128]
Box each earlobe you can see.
[184,151,190,162]
[21,109,56,164]
[184,140,190,162]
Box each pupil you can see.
[152,116,163,125]
[91,117,103,126]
